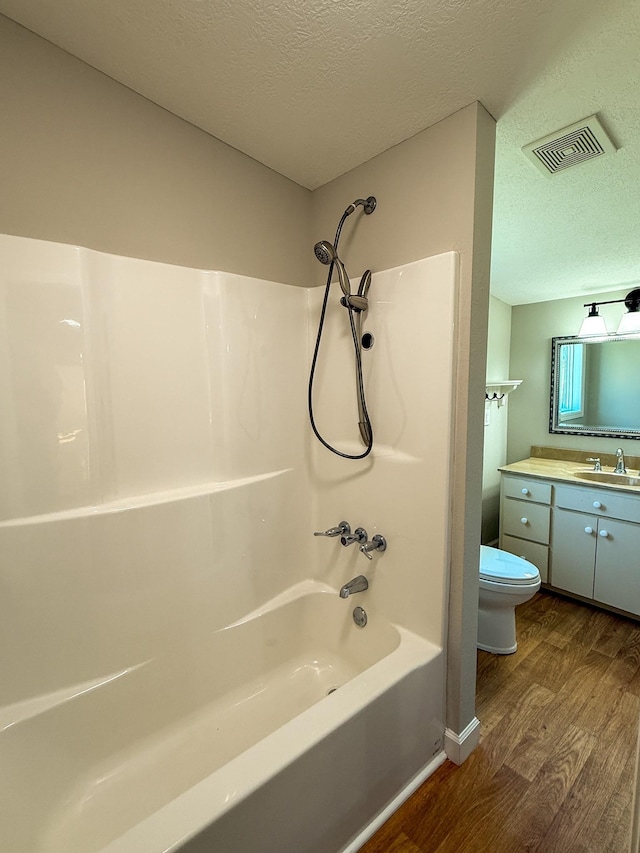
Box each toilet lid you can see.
[479,545,540,585]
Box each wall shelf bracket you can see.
[485,380,522,407]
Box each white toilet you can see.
[478,545,541,654]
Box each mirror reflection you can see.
[550,335,640,438]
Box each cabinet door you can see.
[551,508,597,598]
[593,518,640,615]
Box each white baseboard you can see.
[444,716,481,765]
[341,751,446,853]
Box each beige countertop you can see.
[498,456,640,494]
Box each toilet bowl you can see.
[478,545,541,654]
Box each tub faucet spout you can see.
[339,575,369,598]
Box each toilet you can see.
[478,545,541,654]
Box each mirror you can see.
[550,335,640,439]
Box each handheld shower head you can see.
[313,240,351,297]
[357,270,372,298]
[314,240,335,266]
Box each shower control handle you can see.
[314,521,351,538]
[341,528,368,547]
[360,534,387,560]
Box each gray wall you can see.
[0,15,312,287]
[482,296,512,544]
[508,287,637,462]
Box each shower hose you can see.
[308,211,373,460]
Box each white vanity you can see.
[499,449,640,619]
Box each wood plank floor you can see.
[359,590,640,853]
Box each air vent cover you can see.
[523,115,617,176]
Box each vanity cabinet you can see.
[499,472,640,617]
[553,483,640,613]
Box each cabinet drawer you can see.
[555,483,640,523]
[503,476,552,505]
[501,535,549,583]
[502,498,550,544]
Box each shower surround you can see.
[0,234,458,852]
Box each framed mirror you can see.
[550,335,640,439]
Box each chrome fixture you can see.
[615,448,627,474]
[339,575,369,598]
[341,527,368,548]
[359,534,387,561]
[348,197,377,216]
[314,521,351,538]
[587,457,602,471]
[309,197,377,459]
[352,606,368,627]
[578,289,640,337]
[313,241,351,299]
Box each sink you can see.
[574,469,640,487]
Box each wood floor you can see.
[359,590,640,853]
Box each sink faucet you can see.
[339,575,369,598]
[615,448,627,474]
[586,456,601,471]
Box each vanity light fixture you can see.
[578,288,640,337]
[578,303,608,337]
[616,288,640,334]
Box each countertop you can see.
[498,456,640,494]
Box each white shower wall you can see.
[0,234,458,711]
[0,234,310,706]
[0,234,308,518]
[310,255,458,643]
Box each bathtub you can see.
[1,581,445,853]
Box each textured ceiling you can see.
[1,0,639,305]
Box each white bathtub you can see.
[2,581,444,853]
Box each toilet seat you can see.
[479,545,539,586]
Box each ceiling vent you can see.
[522,115,617,176]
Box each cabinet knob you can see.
[593,501,602,509]
[520,517,528,525]
[599,529,609,538]
[584,526,594,534]
[521,488,530,495]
